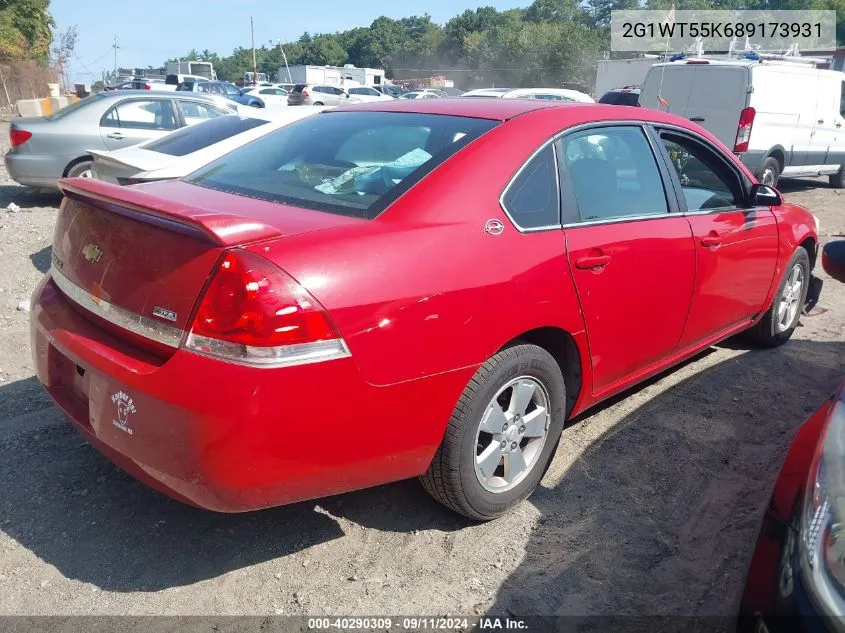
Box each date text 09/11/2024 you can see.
[306,617,528,630]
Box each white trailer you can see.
[166,61,217,80]
[280,64,385,88]
[595,57,660,96]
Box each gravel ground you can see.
[0,121,843,618]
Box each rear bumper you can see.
[4,151,63,188]
[30,273,470,512]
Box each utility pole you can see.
[112,36,119,74]
[251,17,258,85]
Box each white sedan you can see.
[88,106,329,185]
[242,86,290,111]
[346,86,394,102]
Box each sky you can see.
[51,0,528,86]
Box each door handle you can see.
[700,234,721,247]
[689,116,705,122]
[574,255,611,270]
[106,132,125,139]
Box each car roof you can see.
[331,99,704,129]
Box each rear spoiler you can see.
[58,177,283,247]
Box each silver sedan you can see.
[5,90,239,189]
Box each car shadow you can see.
[485,337,843,621]
[778,178,831,194]
[0,376,465,593]
[0,184,61,210]
[30,245,51,274]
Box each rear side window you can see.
[560,126,668,222]
[177,100,231,125]
[501,146,560,229]
[100,99,177,130]
[187,111,497,219]
[143,116,268,157]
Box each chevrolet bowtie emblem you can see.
[82,244,103,264]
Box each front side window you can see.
[100,99,177,130]
[187,111,497,219]
[560,126,668,222]
[658,132,743,212]
[501,145,559,229]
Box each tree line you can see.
[168,0,845,89]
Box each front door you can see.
[99,98,178,150]
[558,125,696,395]
[653,128,778,348]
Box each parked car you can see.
[503,88,595,103]
[240,86,289,110]
[287,84,360,106]
[88,107,328,185]
[738,239,843,633]
[599,87,641,106]
[5,91,238,189]
[346,86,394,103]
[440,87,465,97]
[640,58,845,188]
[461,88,514,98]
[375,85,406,98]
[177,79,265,108]
[399,90,441,100]
[31,100,820,521]
[274,83,295,93]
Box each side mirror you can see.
[823,240,845,283]
[750,183,781,207]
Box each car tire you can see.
[759,157,780,188]
[66,159,93,179]
[830,165,845,189]
[312,102,324,106]
[420,343,567,521]
[745,247,810,348]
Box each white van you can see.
[640,58,845,188]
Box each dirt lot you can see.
[0,120,843,619]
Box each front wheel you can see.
[420,344,567,521]
[745,248,810,347]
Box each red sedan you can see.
[30,99,821,520]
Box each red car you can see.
[30,99,821,521]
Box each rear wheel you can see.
[66,160,93,179]
[830,165,845,189]
[420,343,566,521]
[759,157,780,188]
[745,248,810,347]
[312,101,324,106]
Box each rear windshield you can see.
[144,116,270,157]
[44,94,104,120]
[599,91,640,106]
[292,84,306,93]
[186,111,497,219]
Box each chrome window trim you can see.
[50,265,184,349]
[561,213,672,229]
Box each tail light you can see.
[301,88,310,97]
[144,83,151,90]
[734,107,756,153]
[10,129,32,147]
[185,250,349,367]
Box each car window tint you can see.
[561,126,667,222]
[179,101,229,126]
[659,132,742,212]
[501,145,559,229]
[144,116,269,157]
[840,81,845,117]
[102,99,177,130]
[187,111,497,219]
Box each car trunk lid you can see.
[51,178,364,351]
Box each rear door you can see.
[683,65,749,147]
[558,124,696,396]
[653,127,778,347]
[99,98,179,150]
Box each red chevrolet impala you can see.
[30,99,821,520]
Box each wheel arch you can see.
[62,155,93,178]
[800,235,817,270]
[765,145,787,172]
[502,326,585,417]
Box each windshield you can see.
[187,111,497,219]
